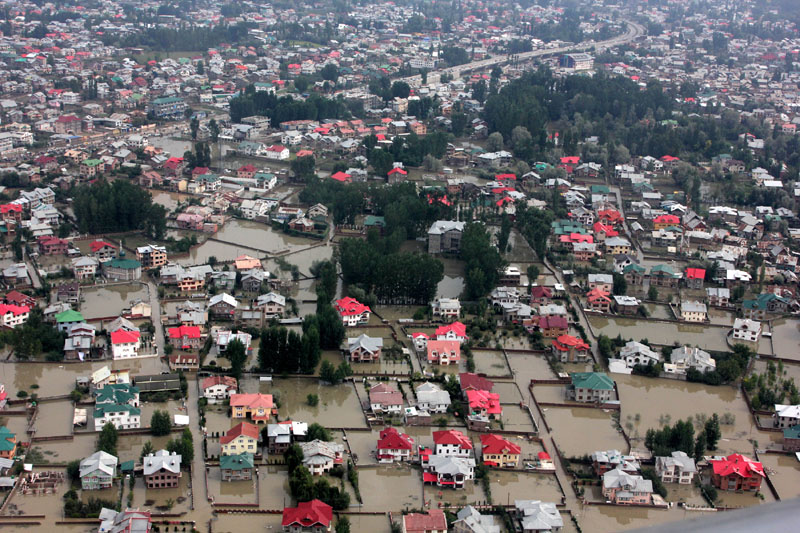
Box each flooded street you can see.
[588,316,731,352]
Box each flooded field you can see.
[472,350,511,376]
[761,453,800,500]
[131,471,191,514]
[359,465,424,511]
[643,303,672,320]
[277,244,333,276]
[768,318,800,360]
[488,471,563,505]
[613,374,775,452]
[29,434,96,463]
[247,377,366,428]
[532,384,569,404]
[4,467,68,516]
[588,316,730,352]
[575,505,695,533]
[546,407,626,458]
[427,472,487,507]
[344,429,380,465]
[256,467,290,509]
[502,404,537,432]
[80,283,149,320]
[215,219,317,255]
[151,191,192,212]
[174,239,259,266]
[493,381,524,403]
[714,486,774,508]
[33,400,74,437]
[206,465,257,504]
[507,352,559,385]
[437,257,465,299]
[708,307,737,326]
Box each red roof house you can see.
[434,321,467,342]
[466,389,502,417]
[480,434,521,467]
[402,510,447,533]
[376,427,415,462]
[219,421,260,445]
[710,454,765,492]
[281,499,333,530]
[458,373,494,394]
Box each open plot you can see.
[346,514,393,533]
[264,378,366,428]
[587,316,731,353]
[138,399,186,430]
[344,429,379,466]
[507,353,558,384]
[426,476,487,508]
[501,405,537,432]
[714,486,774,508]
[493,381,523,403]
[213,514,284,532]
[768,318,800,360]
[115,434,173,465]
[547,407,626,458]
[488,470,563,504]
[358,465,424,512]
[257,466,290,509]
[472,350,511,377]
[761,453,800,500]
[532,384,568,404]
[204,406,234,437]
[31,433,96,464]
[33,400,75,437]
[614,374,778,453]
[4,468,69,517]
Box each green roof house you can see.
[567,372,615,403]
[220,452,255,481]
[0,426,16,458]
[93,403,141,431]
[56,309,85,332]
[103,256,142,281]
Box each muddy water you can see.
[614,374,780,453]
[137,399,186,431]
[489,471,563,505]
[575,503,694,532]
[769,318,800,359]
[151,191,191,212]
[319,351,411,376]
[4,467,69,522]
[212,514,284,532]
[132,472,191,514]
[278,244,333,276]
[116,434,173,463]
[174,239,258,266]
[256,466,289,509]
[472,350,511,376]
[507,352,559,385]
[150,136,190,156]
[643,303,672,320]
[708,307,736,326]
[215,219,317,254]
[502,405,537,432]
[504,229,538,262]
[761,453,800,500]
[247,377,366,428]
[715,486,775,508]
[546,407,627,457]
[33,400,74,437]
[532,384,568,404]
[345,430,382,465]
[436,257,465,299]
[30,433,96,463]
[80,283,149,320]
[492,381,523,403]
[206,465,256,503]
[588,316,730,352]
[357,465,424,511]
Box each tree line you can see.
[229,85,351,125]
[73,179,167,239]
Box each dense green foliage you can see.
[258,325,319,374]
[63,490,115,519]
[338,238,444,304]
[645,419,695,458]
[96,423,118,456]
[107,23,255,51]
[229,85,350,124]
[226,338,248,381]
[166,427,194,460]
[73,179,167,238]
[460,223,504,300]
[150,410,172,436]
[0,308,65,360]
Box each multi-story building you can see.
[136,245,167,269]
[428,221,465,254]
[143,450,182,488]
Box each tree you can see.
[644,419,694,457]
[320,64,339,82]
[208,119,220,143]
[190,116,199,140]
[391,81,411,99]
[284,444,304,473]
[704,414,721,450]
[527,265,540,284]
[320,360,337,383]
[486,132,504,152]
[472,80,487,103]
[226,338,248,381]
[140,440,155,460]
[306,423,332,442]
[294,76,310,93]
[511,125,533,158]
[498,215,512,252]
[289,465,315,501]
[613,274,627,296]
[336,517,351,533]
[150,410,171,436]
[451,112,467,137]
[66,459,81,482]
[97,423,118,456]
[694,431,707,463]
[647,285,658,301]
[291,154,316,181]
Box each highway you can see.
[399,18,645,86]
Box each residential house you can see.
[466,389,502,418]
[266,421,308,455]
[586,288,612,313]
[369,383,403,414]
[623,264,646,286]
[0,427,15,459]
[774,404,800,428]
[591,450,641,475]
[709,454,764,492]
[434,322,468,343]
[782,426,800,452]
[459,373,494,396]
[56,309,86,332]
[57,282,81,304]
[72,256,99,280]
[551,335,590,363]
[168,325,203,350]
[535,316,569,338]
[649,265,681,288]
[98,508,152,533]
[452,505,500,533]
[427,221,465,254]
[281,499,332,533]
[220,422,260,456]
[208,293,238,319]
[402,509,447,533]
[221,453,255,482]
[612,295,640,316]
[684,268,706,289]
[376,427,415,463]
[655,451,697,484]
[256,292,286,318]
[707,287,730,307]
[202,376,238,404]
[335,297,370,326]
[347,334,383,362]
[667,346,716,375]
[680,301,708,322]
[587,273,613,292]
[432,430,473,458]
[616,341,661,369]
[136,245,168,269]
[742,293,790,320]
[0,303,29,328]
[422,455,475,489]
[169,353,199,372]
[602,467,653,505]
[513,500,563,532]
[143,450,182,489]
[480,434,521,468]
[230,393,275,423]
[300,440,344,475]
[427,339,460,365]
[110,330,141,360]
[80,451,118,490]
[93,403,141,431]
[415,382,451,413]
[732,318,761,342]
[566,372,615,403]
[103,256,142,281]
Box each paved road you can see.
[400,19,645,86]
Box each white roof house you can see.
[143,450,182,476]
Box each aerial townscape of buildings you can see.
[0,0,798,531]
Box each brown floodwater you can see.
[588,316,730,352]
[575,504,692,533]
[151,191,191,212]
[546,407,627,458]
[760,453,800,500]
[768,318,800,360]
[215,219,317,255]
[80,283,149,320]
[502,405,537,433]
[507,352,559,385]
[206,465,256,503]
[614,374,778,453]
[471,350,511,376]
[436,257,465,300]
[175,239,259,266]
[488,471,563,506]
[359,465,425,512]
[493,381,524,403]
[33,400,74,437]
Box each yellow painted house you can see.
[220,422,260,456]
